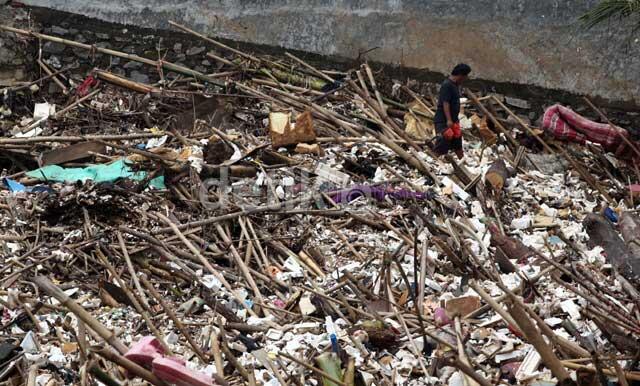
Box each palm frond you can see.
[580,0,640,29]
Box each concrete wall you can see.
[18,0,640,105]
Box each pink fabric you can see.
[153,357,213,386]
[542,104,630,156]
[124,336,164,367]
[125,337,214,386]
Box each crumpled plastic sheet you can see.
[25,158,165,188]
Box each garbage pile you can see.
[1,18,640,386]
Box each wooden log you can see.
[485,159,510,192]
[583,214,640,284]
[201,164,258,178]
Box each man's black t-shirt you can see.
[433,78,461,132]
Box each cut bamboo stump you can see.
[485,159,510,193]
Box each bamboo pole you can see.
[21,89,101,133]
[206,52,238,68]
[154,212,260,318]
[363,64,388,121]
[139,274,209,362]
[505,296,573,384]
[562,361,640,382]
[465,89,518,148]
[6,65,71,92]
[582,96,640,159]
[33,276,128,355]
[0,132,164,145]
[116,232,151,309]
[168,21,261,63]
[279,353,348,386]
[214,224,268,315]
[37,59,68,94]
[93,346,168,386]
[94,247,172,355]
[401,86,435,116]
[285,52,335,83]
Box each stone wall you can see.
[0,6,34,84]
[16,0,640,107]
[3,9,251,89]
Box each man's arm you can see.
[443,102,453,128]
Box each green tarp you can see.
[26,159,165,189]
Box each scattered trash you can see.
[327,184,432,203]
[269,110,316,148]
[32,102,55,121]
[314,162,351,187]
[0,17,639,386]
[39,141,106,165]
[295,142,324,155]
[404,101,434,140]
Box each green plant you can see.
[580,0,640,30]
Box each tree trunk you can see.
[485,159,510,192]
[583,214,640,285]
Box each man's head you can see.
[451,63,472,84]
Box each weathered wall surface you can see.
[17,0,640,105]
[0,7,33,84]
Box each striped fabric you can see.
[542,104,630,156]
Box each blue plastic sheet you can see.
[2,178,54,194]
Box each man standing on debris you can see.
[432,63,472,159]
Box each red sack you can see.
[443,123,462,141]
[452,123,462,139]
[443,127,455,141]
